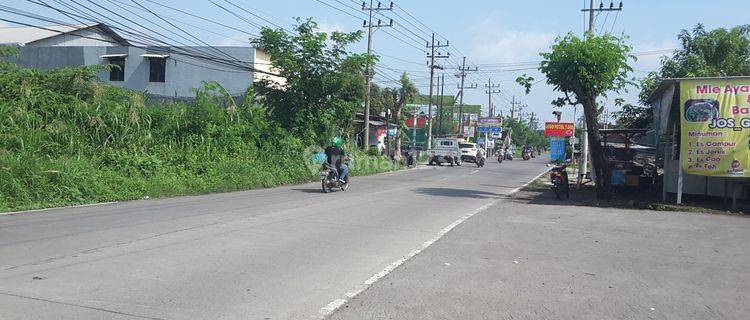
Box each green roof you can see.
[461,105,481,114]
[410,94,456,106]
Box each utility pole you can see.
[509,95,522,120]
[579,0,622,185]
[484,79,501,117]
[362,1,393,149]
[456,56,478,135]
[411,104,418,150]
[426,33,449,149]
[436,73,445,135]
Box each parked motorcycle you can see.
[320,163,349,193]
[550,163,570,200]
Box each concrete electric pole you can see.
[426,33,449,149]
[362,1,393,149]
[484,79,502,117]
[456,56,478,135]
[509,95,522,120]
[437,73,445,135]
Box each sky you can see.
[3,0,749,123]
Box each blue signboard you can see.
[476,127,502,133]
[549,137,566,161]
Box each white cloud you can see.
[317,21,346,35]
[469,15,554,63]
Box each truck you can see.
[427,138,462,167]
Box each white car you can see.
[427,138,461,167]
[460,142,478,162]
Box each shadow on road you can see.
[291,188,323,194]
[511,181,750,215]
[415,187,500,199]
[479,184,524,189]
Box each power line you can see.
[140,0,258,37]
[208,0,264,30]
[1,6,272,74]
[373,50,424,66]
[130,0,246,64]
[106,0,248,44]
[220,0,292,32]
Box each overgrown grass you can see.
[0,61,396,212]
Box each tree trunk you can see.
[581,96,612,199]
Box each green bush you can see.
[0,63,397,212]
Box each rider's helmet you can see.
[332,136,344,148]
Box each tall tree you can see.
[639,24,750,104]
[384,73,418,159]
[539,33,634,199]
[252,18,370,144]
[612,98,652,129]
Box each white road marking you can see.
[469,170,479,175]
[0,202,119,216]
[320,299,347,315]
[317,167,551,319]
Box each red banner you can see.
[545,122,574,137]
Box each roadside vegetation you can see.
[0,20,403,212]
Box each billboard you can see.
[549,137,566,161]
[477,117,503,133]
[545,122,574,137]
[680,79,750,177]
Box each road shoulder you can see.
[329,196,750,320]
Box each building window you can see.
[149,58,166,83]
[109,58,125,82]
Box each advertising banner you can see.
[680,78,750,177]
[477,117,503,133]
[545,122,575,137]
[549,137,566,161]
[477,126,501,133]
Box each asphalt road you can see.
[0,156,549,320]
[330,188,750,320]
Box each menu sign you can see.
[545,122,574,137]
[680,79,750,177]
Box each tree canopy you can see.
[639,24,750,104]
[540,33,634,108]
[252,18,370,144]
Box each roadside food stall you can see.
[599,129,656,189]
[647,77,750,208]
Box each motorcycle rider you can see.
[476,147,486,162]
[325,137,348,183]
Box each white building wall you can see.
[253,48,286,87]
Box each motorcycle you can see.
[496,149,504,163]
[405,150,416,168]
[476,156,485,167]
[320,163,350,193]
[522,149,532,160]
[550,163,570,200]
